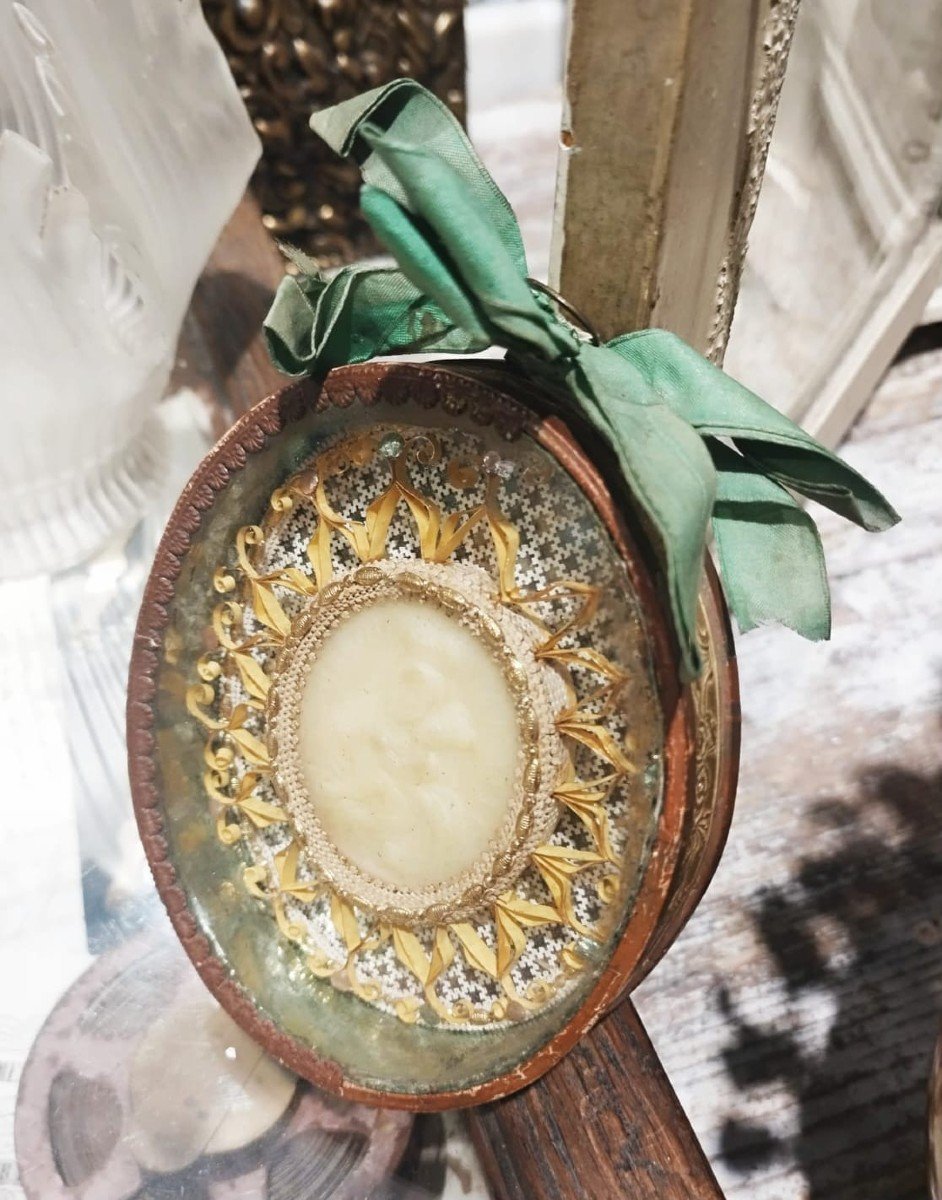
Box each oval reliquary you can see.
[127,361,738,1107]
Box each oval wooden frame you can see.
[127,361,739,1109]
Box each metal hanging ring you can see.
[526,278,602,345]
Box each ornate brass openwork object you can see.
[201,0,465,261]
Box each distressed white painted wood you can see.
[724,0,942,431]
[551,0,799,352]
[801,222,942,446]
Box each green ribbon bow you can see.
[264,78,898,678]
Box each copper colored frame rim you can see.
[631,561,740,988]
[533,414,740,998]
[126,361,725,1110]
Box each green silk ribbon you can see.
[264,78,899,678]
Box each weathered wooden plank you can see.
[799,223,942,446]
[552,0,799,357]
[469,999,723,1200]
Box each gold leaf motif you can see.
[422,927,456,1018]
[306,520,334,589]
[555,712,635,775]
[232,652,271,701]
[362,484,401,560]
[229,726,270,767]
[203,740,233,773]
[394,996,423,1024]
[216,815,242,845]
[495,893,560,927]
[238,793,287,828]
[213,566,237,595]
[348,975,382,1004]
[269,487,294,515]
[530,845,605,938]
[308,948,342,979]
[427,926,455,983]
[212,600,244,650]
[248,580,291,638]
[197,654,221,683]
[484,480,520,599]
[208,767,286,837]
[445,459,480,489]
[274,841,319,904]
[398,474,441,559]
[561,945,589,972]
[269,565,316,595]
[434,509,484,560]
[236,525,264,577]
[526,979,555,1005]
[553,770,619,861]
[514,579,599,645]
[330,893,362,954]
[536,644,622,683]
[274,898,307,942]
[186,682,226,730]
[450,922,498,979]
[560,795,615,861]
[243,865,269,898]
[531,845,604,865]
[391,926,430,984]
[494,908,527,978]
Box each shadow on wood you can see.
[716,749,942,1200]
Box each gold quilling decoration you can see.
[128,361,738,1107]
[188,424,642,1028]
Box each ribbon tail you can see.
[731,438,899,532]
[710,442,830,640]
[569,344,717,678]
[603,403,714,678]
[607,329,900,532]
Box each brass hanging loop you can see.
[526,277,602,345]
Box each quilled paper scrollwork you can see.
[186,424,656,1028]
